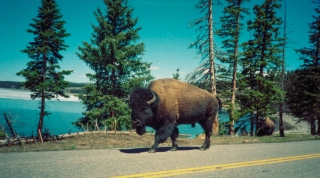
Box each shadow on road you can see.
[119,146,200,154]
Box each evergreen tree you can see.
[217,0,250,135]
[173,68,181,80]
[75,0,153,131]
[237,41,257,135]
[239,0,284,135]
[286,69,320,135]
[16,0,72,136]
[288,0,320,135]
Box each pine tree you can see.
[217,0,250,135]
[237,42,257,135]
[288,0,320,135]
[239,0,284,135]
[286,69,320,135]
[173,68,181,80]
[75,0,153,131]
[16,0,72,136]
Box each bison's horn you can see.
[147,91,156,105]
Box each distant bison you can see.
[257,117,275,136]
[129,79,221,153]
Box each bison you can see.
[257,117,275,136]
[129,78,221,153]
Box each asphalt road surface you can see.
[1,140,320,178]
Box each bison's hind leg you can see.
[170,126,179,151]
[198,119,213,151]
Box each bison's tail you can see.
[217,96,222,111]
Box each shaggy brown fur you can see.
[257,117,275,136]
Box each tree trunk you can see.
[278,0,287,138]
[229,119,234,135]
[4,112,16,138]
[317,116,320,135]
[111,110,117,133]
[38,53,47,138]
[250,112,254,136]
[279,104,285,137]
[229,1,241,135]
[38,90,45,137]
[112,67,116,95]
[229,54,237,135]
[38,129,43,143]
[207,0,218,136]
[311,118,316,135]
[255,110,261,136]
[95,118,100,131]
[208,0,216,95]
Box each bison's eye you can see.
[142,105,149,111]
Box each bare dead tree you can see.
[3,112,16,138]
[279,0,287,137]
[189,0,222,95]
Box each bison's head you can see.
[129,87,157,135]
[261,117,269,127]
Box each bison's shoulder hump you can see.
[149,78,208,93]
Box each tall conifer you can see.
[288,0,320,135]
[17,0,72,136]
[239,0,284,135]
[75,0,153,131]
[217,0,250,135]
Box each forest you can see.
[8,0,320,138]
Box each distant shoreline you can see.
[0,88,81,102]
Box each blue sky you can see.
[0,0,316,83]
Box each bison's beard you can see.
[136,126,146,135]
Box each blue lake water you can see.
[0,98,84,136]
[0,97,244,138]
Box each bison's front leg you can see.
[149,123,176,153]
[170,126,179,151]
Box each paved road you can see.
[1,140,320,178]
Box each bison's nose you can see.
[132,120,141,128]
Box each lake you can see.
[0,89,235,138]
[0,98,84,136]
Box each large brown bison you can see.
[257,117,275,136]
[129,79,221,153]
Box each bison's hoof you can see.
[170,147,177,151]
[200,146,209,151]
[148,148,156,153]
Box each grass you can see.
[0,130,5,138]
[0,132,319,153]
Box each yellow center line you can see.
[110,153,320,178]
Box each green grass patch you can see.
[0,130,6,139]
[0,133,319,153]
